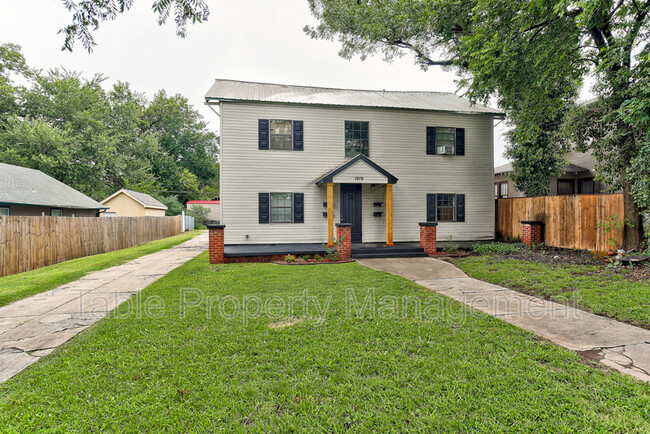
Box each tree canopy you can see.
[307,0,650,248]
[0,43,218,204]
[59,0,210,52]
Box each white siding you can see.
[220,102,495,244]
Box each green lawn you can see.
[1,255,648,431]
[0,230,202,308]
[453,255,650,329]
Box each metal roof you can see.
[0,163,106,209]
[205,80,504,116]
[101,189,167,209]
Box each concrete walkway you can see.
[0,231,208,384]
[358,257,650,383]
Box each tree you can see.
[59,0,210,52]
[0,44,30,123]
[306,0,650,249]
[157,195,184,216]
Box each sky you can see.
[1,0,517,165]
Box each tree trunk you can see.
[622,181,644,250]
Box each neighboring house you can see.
[494,150,605,198]
[187,200,221,222]
[101,189,167,217]
[204,79,503,246]
[0,162,106,216]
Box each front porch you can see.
[223,242,427,259]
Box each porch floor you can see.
[224,240,492,259]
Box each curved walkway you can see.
[358,257,650,383]
[0,231,208,384]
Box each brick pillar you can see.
[336,223,352,261]
[419,222,438,256]
[521,221,542,246]
[207,224,225,264]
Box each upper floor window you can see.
[345,121,369,157]
[436,127,456,154]
[495,181,508,199]
[270,120,293,150]
[426,127,465,155]
[259,119,303,151]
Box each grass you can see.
[0,230,202,308]
[453,255,650,328]
[0,255,648,431]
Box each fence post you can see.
[207,224,225,264]
[335,223,352,260]
[419,222,438,255]
[521,220,543,246]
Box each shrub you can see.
[284,255,297,263]
[443,235,459,254]
[313,254,322,262]
[473,242,523,256]
[302,255,311,262]
[186,204,210,229]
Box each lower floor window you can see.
[579,178,594,194]
[270,193,293,223]
[437,194,455,222]
[0,207,8,216]
[51,209,63,217]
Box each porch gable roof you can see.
[315,154,398,186]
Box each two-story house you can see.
[204,80,503,254]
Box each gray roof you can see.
[495,162,588,174]
[205,80,504,116]
[0,163,106,209]
[102,189,167,209]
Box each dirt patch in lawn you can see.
[269,317,304,329]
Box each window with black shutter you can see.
[293,121,303,151]
[455,128,465,155]
[426,194,437,222]
[293,193,304,223]
[258,119,269,150]
[456,194,465,222]
[426,127,436,155]
[259,193,270,223]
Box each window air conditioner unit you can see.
[437,147,452,155]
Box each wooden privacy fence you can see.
[495,194,624,252]
[0,216,183,277]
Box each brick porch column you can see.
[521,221,542,246]
[336,223,352,261]
[207,224,225,264]
[419,222,438,256]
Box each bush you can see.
[157,195,183,216]
[284,255,297,263]
[302,255,311,262]
[473,242,523,256]
[186,204,210,228]
[313,254,322,262]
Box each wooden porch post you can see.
[327,182,334,247]
[386,183,393,246]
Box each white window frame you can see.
[270,120,293,150]
[0,207,9,216]
[437,193,456,222]
[50,208,63,217]
[436,127,456,155]
[270,193,293,223]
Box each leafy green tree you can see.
[306,0,650,248]
[0,44,30,124]
[186,204,210,228]
[59,0,210,52]
[146,91,219,203]
[157,195,184,216]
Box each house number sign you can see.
[354,177,364,181]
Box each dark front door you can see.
[340,184,362,242]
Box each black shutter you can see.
[259,193,270,223]
[293,193,304,223]
[426,194,437,222]
[293,120,303,151]
[455,128,465,156]
[426,127,436,155]
[456,194,465,222]
[259,119,269,150]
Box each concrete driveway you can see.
[358,257,650,383]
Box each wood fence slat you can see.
[495,194,624,252]
[0,216,184,277]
